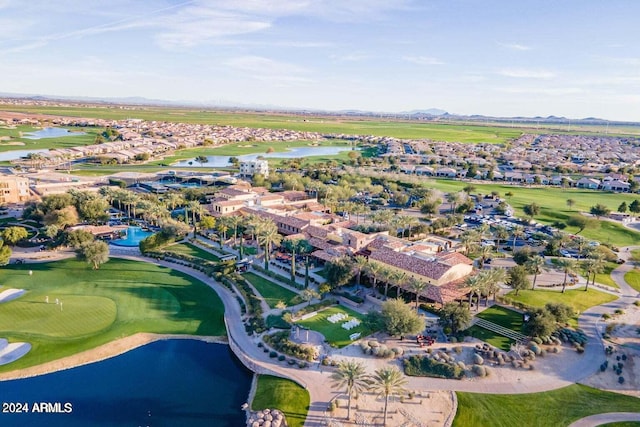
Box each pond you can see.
[173,145,358,167]
[0,340,252,426]
[22,128,86,140]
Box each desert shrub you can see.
[391,347,404,356]
[454,346,463,354]
[472,364,487,377]
[473,354,484,365]
[269,351,277,358]
[576,345,585,353]
[264,331,318,361]
[532,337,543,345]
[403,355,464,379]
[278,355,286,361]
[619,376,625,384]
[614,309,625,315]
[602,313,611,320]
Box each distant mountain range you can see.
[0,91,638,126]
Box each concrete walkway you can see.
[568,412,640,427]
[107,247,640,425]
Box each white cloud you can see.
[499,42,531,51]
[496,86,583,95]
[498,68,556,79]
[402,56,444,66]
[330,52,372,62]
[224,55,312,85]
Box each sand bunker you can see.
[0,288,26,303]
[0,340,31,366]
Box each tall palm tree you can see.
[583,254,606,291]
[389,269,407,298]
[526,255,546,290]
[407,276,428,311]
[511,226,525,249]
[352,255,369,289]
[365,261,384,292]
[369,367,407,427]
[186,200,205,237]
[465,275,483,311]
[227,215,242,247]
[556,258,577,293]
[460,230,480,256]
[493,225,510,252]
[215,216,230,248]
[483,268,506,303]
[282,238,311,283]
[330,360,370,421]
[163,192,185,212]
[257,219,282,271]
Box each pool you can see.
[110,226,153,247]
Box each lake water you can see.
[0,340,252,427]
[22,128,85,140]
[173,145,357,167]
[0,149,50,162]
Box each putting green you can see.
[0,258,226,372]
[0,295,117,338]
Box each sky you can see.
[0,0,639,121]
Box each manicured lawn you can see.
[467,305,524,351]
[454,384,640,427]
[252,375,309,427]
[630,249,640,263]
[476,305,524,331]
[0,258,225,372]
[164,242,221,261]
[466,325,514,351]
[392,177,640,247]
[624,268,640,292]
[589,262,620,288]
[242,272,299,308]
[0,124,103,152]
[600,423,640,427]
[295,306,372,348]
[506,288,617,326]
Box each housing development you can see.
[0,100,639,427]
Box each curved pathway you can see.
[14,248,635,425]
[568,412,640,427]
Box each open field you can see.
[295,306,372,348]
[252,375,310,427]
[506,288,617,326]
[454,384,640,427]
[0,258,225,372]
[164,242,221,262]
[242,272,299,308]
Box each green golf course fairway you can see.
[0,258,226,372]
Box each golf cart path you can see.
[568,412,640,427]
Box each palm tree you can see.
[511,226,525,249]
[186,200,205,237]
[465,275,483,311]
[257,219,282,271]
[365,261,384,292]
[583,254,606,291]
[493,225,509,252]
[526,255,546,290]
[460,230,480,256]
[215,216,230,248]
[163,192,185,212]
[330,360,370,421]
[389,269,407,298]
[282,238,311,283]
[407,276,428,311]
[227,215,242,247]
[483,268,506,303]
[369,367,407,427]
[352,255,369,289]
[556,258,577,293]
[478,244,493,268]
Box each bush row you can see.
[263,330,318,361]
